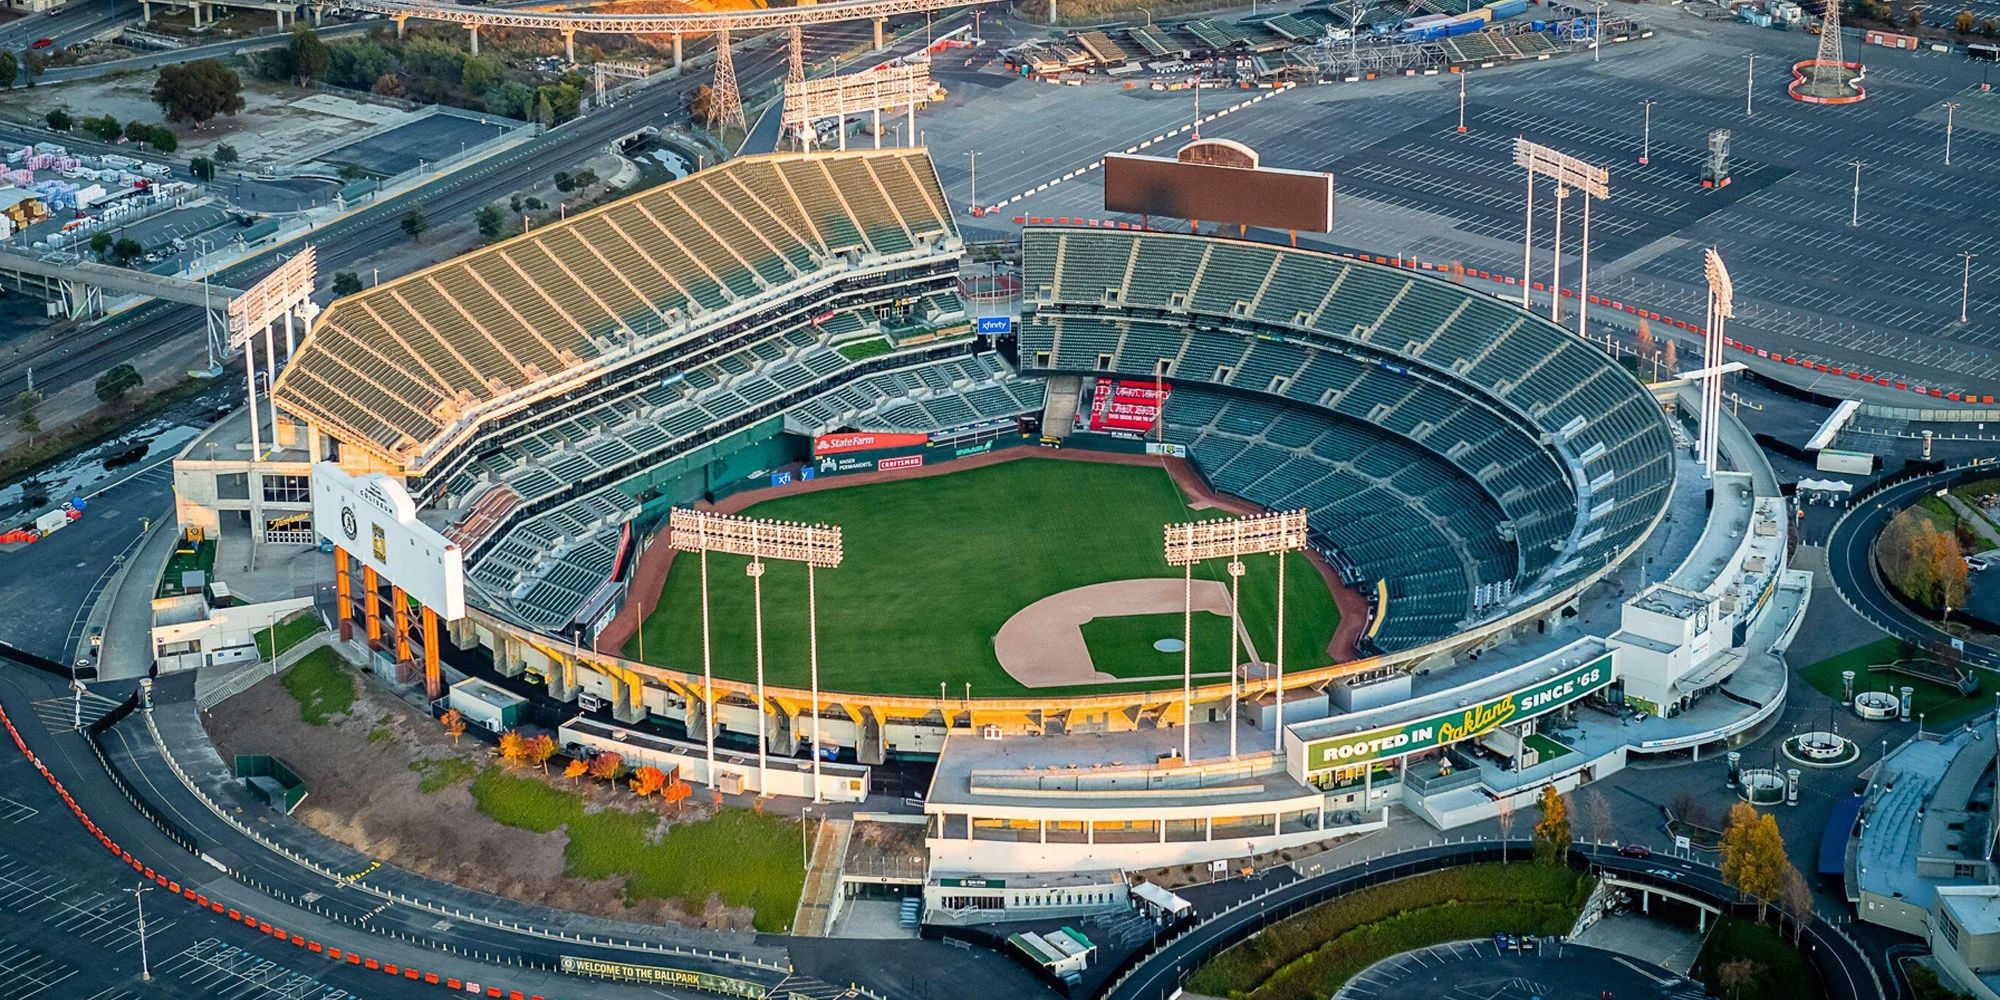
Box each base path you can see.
[601,446,1367,664]
[994,578,1259,689]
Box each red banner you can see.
[1089,380,1170,434]
[814,432,931,456]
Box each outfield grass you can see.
[1797,637,1985,727]
[1692,916,1824,1000]
[1079,611,1235,679]
[1188,863,1590,1000]
[470,769,807,931]
[280,648,355,726]
[626,458,1341,696]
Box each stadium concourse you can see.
[168,147,1805,922]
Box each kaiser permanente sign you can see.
[1299,654,1613,772]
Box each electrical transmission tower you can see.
[786,25,808,149]
[1812,0,1845,84]
[709,24,747,135]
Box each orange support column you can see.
[421,606,441,702]
[363,567,382,648]
[334,547,353,641]
[390,585,413,669]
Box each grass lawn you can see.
[1188,863,1590,1000]
[157,538,216,598]
[254,611,325,660]
[470,769,807,931]
[280,648,355,726]
[1797,637,1985,727]
[835,337,893,361]
[626,457,1340,696]
[1079,610,1235,679]
[1692,916,1824,1000]
[1523,732,1571,762]
[409,755,479,793]
[1916,495,1961,533]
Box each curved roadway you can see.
[326,0,989,33]
[1826,467,2000,670]
[1103,843,1880,1000]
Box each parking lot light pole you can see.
[1457,71,1467,133]
[1745,54,1755,117]
[1944,101,1960,165]
[964,150,977,214]
[1962,251,1977,325]
[129,885,152,982]
[1849,159,1863,227]
[1639,99,1654,165]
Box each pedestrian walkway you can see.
[793,817,853,938]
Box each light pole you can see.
[1962,251,1977,325]
[1593,0,1603,61]
[1639,99,1654,165]
[1849,159,1863,227]
[801,805,814,869]
[1745,54,1755,117]
[129,885,152,982]
[964,150,977,215]
[1943,101,1960,165]
[1137,5,1152,25]
[1457,70,1467,133]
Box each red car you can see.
[31,38,55,49]
[1617,844,1652,859]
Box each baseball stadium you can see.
[253,145,1732,833]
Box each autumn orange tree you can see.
[525,733,558,773]
[630,765,667,798]
[588,750,625,783]
[662,777,692,814]
[497,730,529,769]
[440,709,466,744]
[1720,802,1789,922]
[562,758,589,784]
[1532,785,1571,866]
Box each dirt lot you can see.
[6,75,409,163]
[205,660,755,929]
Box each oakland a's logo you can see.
[340,505,359,541]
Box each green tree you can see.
[533,92,554,127]
[94,363,143,404]
[553,170,574,193]
[190,156,215,181]
[1982,16,1999,35]
[400,207,428,242]
[44,107,69,131]
[21,49,46,86]
[148,127,177,154]
[475,203,506,241]
[337,163,369,181]
[287,25,331,85]
[152,59,246,126]
[484,80,533,119]
[573,167,597,188]
[1532,785,1570,866]
[1719,802,1788,922]
[110,237,143,265]
[0,51,15,90]
[124,119,153,145]
[331,271,363,296]
[459,52,505,96]
[213,142,239,165]
[82,114,121,142]
[14,389,41,442]
[89,231,112,260]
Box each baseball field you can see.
[622,456,1342,697]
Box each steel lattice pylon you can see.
[786,24,806,148]
[1813,0,1844,78]
[709,24,747,135]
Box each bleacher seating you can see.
[1021,227,1675,651]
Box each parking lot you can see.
[1335,939,1707,1000]
[921,13,2000,394]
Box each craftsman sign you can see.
[1301,654,1613,771]
[559,956,767,997]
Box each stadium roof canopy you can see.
[273,149,956,473]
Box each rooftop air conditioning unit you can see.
[980,724,1004,741]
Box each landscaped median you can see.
[1186,863,1593,1000]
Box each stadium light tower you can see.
[1164,509,1309,761]
[1514,139,1609,336]
[1700,248,1735,478]
[669,508,843,801]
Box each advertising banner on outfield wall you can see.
[813,432,931,456]
[1300,653,1614,772]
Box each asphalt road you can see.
[1826,466,2000,669]
[1103,843,1881,1000]
[0,14,897,406]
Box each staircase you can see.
[791,817,854,937]
[1041,375,1083,438]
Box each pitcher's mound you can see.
[994,579,1259,688]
